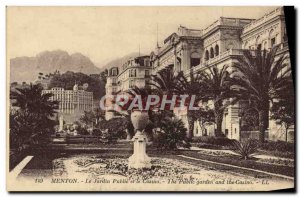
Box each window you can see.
[112,78,117,85]
[225,129,229,136]
[215,45,219,56]
[205,50,209,61]
[210,47,214,58]
[190,52,200,68]
[145,69,150,77]
[191,58,200,67]
[257,44,262,50]
[129,80,134,88]
[271,37,276,47]
[144,59,150,67]
[129,69,136,77]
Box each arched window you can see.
[215,45,219,56]
[269,29,277,48]
[210,47,214,58]
[256,36,262,50]
[190,52,201,67]
[205,50,209,61]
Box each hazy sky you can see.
[7,6,277,67]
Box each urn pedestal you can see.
[128,111,151,169]
[128,131,151,169]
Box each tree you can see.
[10,84,58,150]
[154,118,190,150]
[195,106,215,136]
[149,67,204,139]
[271,89,295,142]
[229,47,292,142]
[175,70,206,139]
[100,69,108,84]
[10,83,58,117]
[197,65,232,137]
[149,66,182,96]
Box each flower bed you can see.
[53,156,200,181]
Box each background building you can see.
[42,83,93,123]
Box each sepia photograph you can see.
[6,6,295,192]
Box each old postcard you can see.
[7,6,295,192]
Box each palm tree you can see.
[175,70,206,139]
[229,46,292,143]
[10,83,58,149]
[197,65,232,137]
[149,66,182,96]
[10,83,58,118]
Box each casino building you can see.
[105,7,292,142]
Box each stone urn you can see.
[128,110,151,169]
[130,110,149,134]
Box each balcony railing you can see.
[242,7,284,34]
[202,18,253,36]
[185,43,289,75]
[185,49,244,74]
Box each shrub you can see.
[154,118,190,151]
[92,129,102,136]
[98,117,127,139]
[192,136,235,147]
[258,140,294,153]
[231,139,258,160]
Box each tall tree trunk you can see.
[215,112,223,137]
[258,108,269,143]
[187,111,194,139]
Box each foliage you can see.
[48,71,105,99]
[192,136,235,148]
[10,84,58,151]
[175,70,208,139]
[183,151,294,177]
[80,108,105,127]
[92,128,102,136]
[258,140,294,153]
[100,69,108,84]
[98,117,128,139]
[196,65,233,137]
[149,66,182,95]
[239,102,259,131]
[229,47,292,142]
[231,139,258,160]
[193,106,215,135]
[270,89,295,141]
[154,118,190,150]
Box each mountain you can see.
[97,52,144,72]
[10,50,101,83]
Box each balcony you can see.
[185,49,244,74]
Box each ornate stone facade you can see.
[105,7,292,141]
